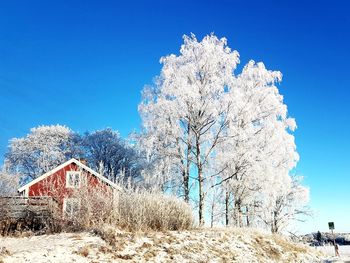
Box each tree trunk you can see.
[178,132,190,203]
[210,200,214,228]
[196,137,204,226]
[198,165,204,226]
[225,191,230,226]
[246,206,250,227]
[184,124,191,203]
[183,170,189,203]
[272,211,278,233]
[234,199,242,227]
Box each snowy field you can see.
[314,245,350,262]
[0,232,112,263]
[0,229,325,263]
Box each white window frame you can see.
[63,198,80,218]
[66,171,81,188]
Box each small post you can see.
[328,222,336,256]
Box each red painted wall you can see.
[28,163,111,212]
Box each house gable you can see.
[18,158,120,197]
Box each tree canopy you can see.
[138,33,309,231]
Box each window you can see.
[63,198,80,217]
[66,171,81,188]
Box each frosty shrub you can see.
[0,169,19,197]
[116,190,193,231]
[31,170,117,232]
[61,184,116,231]
[17,168,192,233]
[60,184,193,232]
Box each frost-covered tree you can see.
[139,33,309,229]
[138,88,187,193]
[258,175,310,233]
[206,176,226,227]
[5,125,81,181]
[215,60,300,227]
[82,128,142,182]
[139,34,239,225]
[0,162,20,196]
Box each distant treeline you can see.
[302,231,350,246]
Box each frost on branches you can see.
[0,162,20,196]
[4,125,141,186]
[82,128,142,183]
[5,125,80,182]
[138,33,309,232]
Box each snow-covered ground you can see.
[314,245,350,262]
[0,229,325,263]
[0,232,113,263]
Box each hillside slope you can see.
[0,228,324,263]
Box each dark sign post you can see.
[328,222,336,256]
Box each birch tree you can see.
[138,84,188,193]
[139,34,239,225]
[139,33,309,229]
[256,175,310,233]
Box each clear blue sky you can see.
[0,0,349,234]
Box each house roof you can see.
[18,158,121,192]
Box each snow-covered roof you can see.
[18,158,121,192]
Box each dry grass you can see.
[143,250,157,261]
[253,234,282,261]
[116,191,193,232]
[0,246,11,263]
[93,227,324,262]
[272,234,308,254]
[1,178,193,237]
[70,233,83,240]
[0,229,325,262]
[57,186,193,235]
[75,245,90,257]
[115,253,134,260]
[0,247,11,257]
[98,245,113,254]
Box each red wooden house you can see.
[17,158,120,216]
